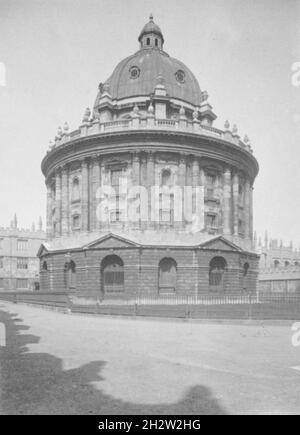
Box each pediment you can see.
[85,233,139,249]
[199,236,243,252]
[37,244,49,257]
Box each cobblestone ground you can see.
[0,301,300,415]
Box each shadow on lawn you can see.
[0,306,228,415]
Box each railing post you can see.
[185,294,190,318]
[248,292,252,320]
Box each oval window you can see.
[129,66,140,79]
[175,69,185,83]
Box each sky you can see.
[0,0,299,246]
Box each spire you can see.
[13,213,18,229]
[38,216,43,231]
[264,230,268,248]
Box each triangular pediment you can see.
[37,244,49,257]
[84,233,139,249]
[199,236,243,252]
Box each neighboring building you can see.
[256,232,300,294]
[0,215,46,291]
[38,16,259,298]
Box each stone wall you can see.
[40,247,259,297]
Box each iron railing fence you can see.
[0,291,300,320]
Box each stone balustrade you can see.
[48,117,253,154]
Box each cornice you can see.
[42,129,259,182]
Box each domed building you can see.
[38,15,259,299]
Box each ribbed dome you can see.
[95,49,202,107]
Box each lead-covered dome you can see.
[94,15,202,108]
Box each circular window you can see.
[129,66,140,79]
[175,69,185,83]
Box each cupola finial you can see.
[138,14,164,49]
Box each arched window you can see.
[285,261,290,268]
[64,260,76,290]
[209,257,227,291]
[242,262,250,291]
[295,261,299,267]
[155,38,158,47]
[101,255,124,294]
[146,37,150,45]
[243,262,249,276]
[205,172,217,198]
[274,260,280,268]
[72,177,80,202]
[159,258,177,294]
[72,214,80,230]
[159,169,174,225]
[161,169,171,186]
[42,261,48,271]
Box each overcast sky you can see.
[0,0,299,246]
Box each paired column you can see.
[55,170,62,236]
[81,160,89,231]
[90,156,101,231]
[191,158,199,215]
[61,165,69,236]
[46,182,52,239]
[178,155,186,227]
[249,185,254,240]
[223,168,232,236]
[132,152,141,226]
[232,172,239,236]
[147,152,155,226]
[244,178,251,239]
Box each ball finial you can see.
[149,13,153,21]
[63,121,69,133]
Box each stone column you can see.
[199,166,206,231]
[232,172,239,236]
[244,178,251,239]
[90,156,100,231]
[55,169,62,236]
[61,165,69,236]
[178,155,186,228]
[46,181,52,239]
[192,157,199,214]
[223,168,232,236]
[147,152,155,227]
[132,152,141,227]
[249,185,254,241]
[81,159,89,232]
[132,152,140,185]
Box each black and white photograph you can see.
[0,0,299,419]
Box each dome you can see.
[95,49,202,107]
[94,16,202,108]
